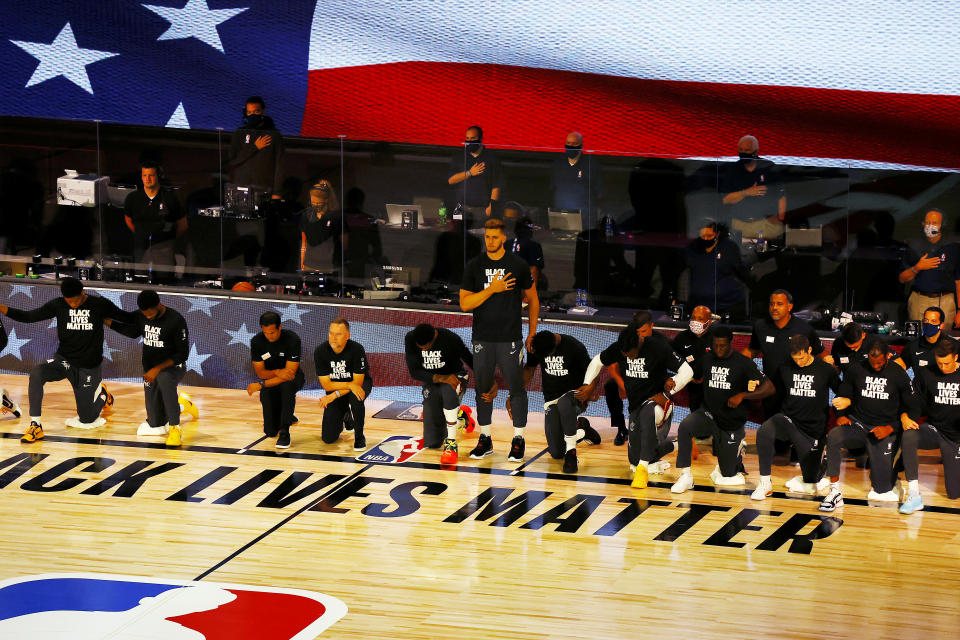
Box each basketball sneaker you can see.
[1,388,21,418]
[440,438,458,465]
[562,449,578,474]
[751,477,773,501]
[866,489,899,502]
[899,491,924,515]
[21,421,43,443]
[710,466,745,486]
[671,472,695,494]
[469,434,493,459]
[614,425,628,446]
[276,430,291,449]
[648,460,671,474]
[100,385,114,415]
[166,425,182,447]
[577,417,601,444]
[631,463,648,488]
[137,421,169,436]
[819,486,843,512]
[353,433,366,451]
[178,393,199,421]
[456,406,476,434]
[65,417,107,429]
[507,435,525,462]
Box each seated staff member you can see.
[247,312,304,449]
[1,277,135,441]
[582,312,693,486]
[315,318,373,451]
[899,306,957,375]
[107,290,199,446]
[404,322,476,464]
[525,330,601,474]
[899,339,960,514]
[820,339,917,511]
[752,334,839,500]
[671,325,774,494]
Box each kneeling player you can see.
[820,339,915,511]
[671,326,774,493]
[899,339,960,514]
[404,323,475,464]
[316,318,373,451]
[752,334,839,500]
[248,312,304,449]
[108,290,199,446]
[525,330,601,473]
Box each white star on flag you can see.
[10,22,118,94]
[184,295,221,317]
[143,0,249,53]
[278,304,310,325]
[0,328,31,360]
[225,322,257,346]
[102,340,120,363]
[166,102,190,128]
[8,284,34,299]
[185,343,212,375]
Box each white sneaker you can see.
[65,417,107,430]
[671,472,695,494]
[648,460,671,475]
[785,475,805,493]
[751,478,773,501]
[0,388,22,418]
[785,475,820,494]
[819,486,843,512]
[137,421,170,436]
[866,489,900,502]
[815,477,831,493]
[710,466,745,486]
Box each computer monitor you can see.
[547,209,583,233]
[385,204,424,227]
[785,227,822,248]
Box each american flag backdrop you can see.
[1,1,959,169]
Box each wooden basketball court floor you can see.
[1,375,959,639]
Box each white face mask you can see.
[689,320,708,336]
[924,224,940,239]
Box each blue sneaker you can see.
[899,491,924,515]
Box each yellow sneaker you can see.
[100,384,114,416]
[166,425,182,447]
[631,463,649,489]
[179,393,199,421]
[21,421,44,443]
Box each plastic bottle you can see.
[757,230,766,252]
[438,204,447,225]
[604,217,613,239]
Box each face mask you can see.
[696,236,718,251]
[924,224,940,238]
[922,322,941,338]
[244,114,264,128]
[465,141,481,154]
[690,320,708,336]
[565,145,582,159]
[738,151,758,162]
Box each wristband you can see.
[259,380,265,390]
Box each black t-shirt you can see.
[404,327,473,384]
[461,252,534,342]
[900,334,958,374]
[526,335,591,403]
[749,316,824,387]
[228,117,283,191]
[720,158,785,221]
[838,360,915,428]
[449,147,502,207]
[901,238,960,294]
[112,307,189,371]
[701,352,766,431]
[6,295,135,368]
[314,339,370,387]
[123,188,185,250]
[600,333,682,410]
[508,236,545,270]
[779,359,840,437]
[250,329,301,371]
[912,364,960,442]
[830,339,898,378]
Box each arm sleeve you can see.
[670,362,695,393]
[172,318,189,366]
[583,354,605,386]
[404,334,432,384]
[5,300,58,323]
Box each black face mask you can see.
[738,151,758,162]
[465,141,481,154]
[565,145,582,159]
[244,113,264,128]
[696,237,718,251]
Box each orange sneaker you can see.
[440,438,458,464]
[456,406,475,434]
[21,421,44,443]
[100,385,114,416]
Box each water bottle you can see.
[438,204,447,225]
[604,217,613,239]
[576,289,586,307]
[756,230,766,252]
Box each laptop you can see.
[385,204,424,227]
[785,227,823,248]
[548,209,583,232]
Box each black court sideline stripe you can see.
[511,447,551,475]
[194,463,374,581]
[6,431,960,516]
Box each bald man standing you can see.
[899,208,960,327]
[550,131,599,231]
[720,135,786,227]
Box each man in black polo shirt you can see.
[448,125,501,221]
[404,322,475,464]
[460,218,538,462]
[247,311,303,449]
[583,312,693,486]
[524,330,601,474]
[550,131,598,231]
[107,290,198,446]
[820,339,916,511]
[672,325,774,493]
[898,208,960,327]
[899,306,958,375]
[123,160,187,268]
[900,339,960,513]
[1,277,135,441]
[752,334,839,500]
[720,135,786,226]
[315,318,373,451]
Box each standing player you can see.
[404,322,475,464]
[820,339,916,511]
[581,312,694,486]
[0,277,135,441]
[899,306,957,375]
[671,326,774,493]
[525,330,601,473]
[315,318,373,451]
[247,311,303,449]
[752,334,839,500]
[899,339,960,513]
[107,290,199,446]
[460,218,538,462]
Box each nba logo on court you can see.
[0,574,347,638]
[356,435,424,463]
